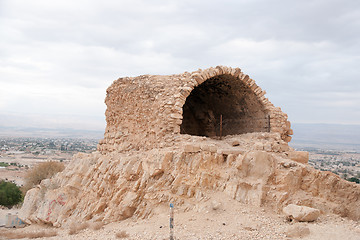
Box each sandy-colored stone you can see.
[18,67,360,228]
[287,151,309,164]
[98,66,292,153]
[184,144,201,153]
[283,204,320,222]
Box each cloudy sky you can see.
[1,0,359,132]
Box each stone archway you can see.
[180,74,270,137]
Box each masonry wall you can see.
[97,66,292,153]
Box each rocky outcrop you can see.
[19,134,360,226]
[19,67,360,227]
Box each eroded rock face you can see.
[19,67,360,226]
[19,134,360,226]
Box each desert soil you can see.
[0,192,359,240]
[0,152,72,186]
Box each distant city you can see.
[297,147,360,181]
[0,137,99,185]
[289,123,360,182]
[0,137,98,155]
[0,123,359,184]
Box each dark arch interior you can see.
[180,74,269,137]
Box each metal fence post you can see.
[170,203,174,240]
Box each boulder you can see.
[287,151,309,164]
[18,188,40,223]
[283,204,320,222]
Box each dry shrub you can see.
[22,161,65,193]
[68,222,89,235]
[1,229,57,239]
[90,221,105,231]
[115,230,129,238]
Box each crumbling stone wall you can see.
[98,66,292,153]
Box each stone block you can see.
[279,143,289,152]
[216,65,225,74]
[184,144,201,153]
[217,148,245,155]
[257,90,266,98]
[170,113,183,119]
[288,151,309,164]
[242,74,249,81]
[191,73,205,84]
[283,204,320,222]
[201,144,217,153]
[284,135,292,142]
[263,142,272,152]
[233,68,241,78]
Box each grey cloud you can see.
[0,0,359,129]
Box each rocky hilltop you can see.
[19,66,360,227]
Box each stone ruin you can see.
[20,66,360,227]
[98,66,292,153]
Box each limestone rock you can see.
[217,148,244,155]
[184,144,200,153]
[18,188,40,224]
[19,141,360,226]
[287,151,309,164]
[200,144,217,153]
[19,67,360,227]
[210,200,222,210]
[283,204,320,222]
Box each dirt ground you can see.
[1,192,359,240]
[0,153,71,186]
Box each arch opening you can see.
[180,74,269,137]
